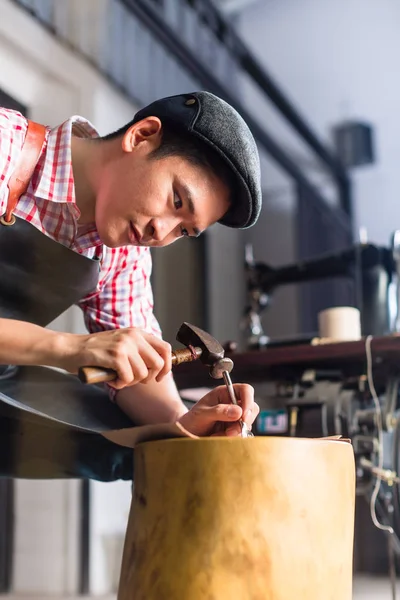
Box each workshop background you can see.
[0,0,399,597]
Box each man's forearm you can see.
[114,372,188,425]
[0,318,188,425]
[0,318,66,366]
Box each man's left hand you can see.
[178,383,259,437]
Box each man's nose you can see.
[149,217,179,243]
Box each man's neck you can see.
[71,135,99,224]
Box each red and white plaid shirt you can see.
[0,107,161,338]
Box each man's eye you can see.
[181,227,189,237]
[174,192,183,210]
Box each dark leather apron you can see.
[0,120,133,480]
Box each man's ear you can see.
[122,117,162,153]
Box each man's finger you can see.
[196,403,242,425]
[151,338,172,381]
[232,384,256,419]
[210,422,226,437]
[108,357,134,389]
[242,402,260,426]
[225,423,242,437]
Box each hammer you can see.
[78,322,252,437]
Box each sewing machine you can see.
[242,232,400,346]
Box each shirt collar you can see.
[32,115,99,207]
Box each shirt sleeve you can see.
[78,245,162,402]
[0,108,28,213]
[78,245,162,338]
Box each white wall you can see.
[236,0,400,338]
[0,0,135,595]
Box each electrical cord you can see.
[365,335,397,599]
[389,528,398,600]
[365,335,394,535]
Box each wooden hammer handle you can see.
[172,346,202,365]
[78,367,116,385]
[78,346,202,385]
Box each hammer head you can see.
[176,322,225,367]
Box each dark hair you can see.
[102,118,236,209]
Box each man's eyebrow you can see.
[181,182,202,237]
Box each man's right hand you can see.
[58,328,172,389]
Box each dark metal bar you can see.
[239,49,352,209]
[121,0,350,223]
[339,176,353,219]
[195,0,352,218]
[79,479,90,595]
[192,0,351,183]
[0,480,14,593]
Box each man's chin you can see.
[98,233,121,249]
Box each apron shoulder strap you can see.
[1,120,47,225]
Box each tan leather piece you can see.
[3,120,46,223]
[118,437,355,600]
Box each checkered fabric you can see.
[0,107,161,338]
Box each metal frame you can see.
[121,0,352,225]
[194,0,350,183]
[187,0,351,216]
[78,480,90,595]
[0,480,13,593]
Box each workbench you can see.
[173,335,400,390]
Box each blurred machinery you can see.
[173,231,400,590]
[240,232,400,582]
[242,235,400,347]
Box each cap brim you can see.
[218,184,255,229]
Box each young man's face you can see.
[95,117,230,248]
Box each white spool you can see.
[318,306,361,342]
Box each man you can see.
[0,91,262,479]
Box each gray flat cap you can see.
[134,91,261,229]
